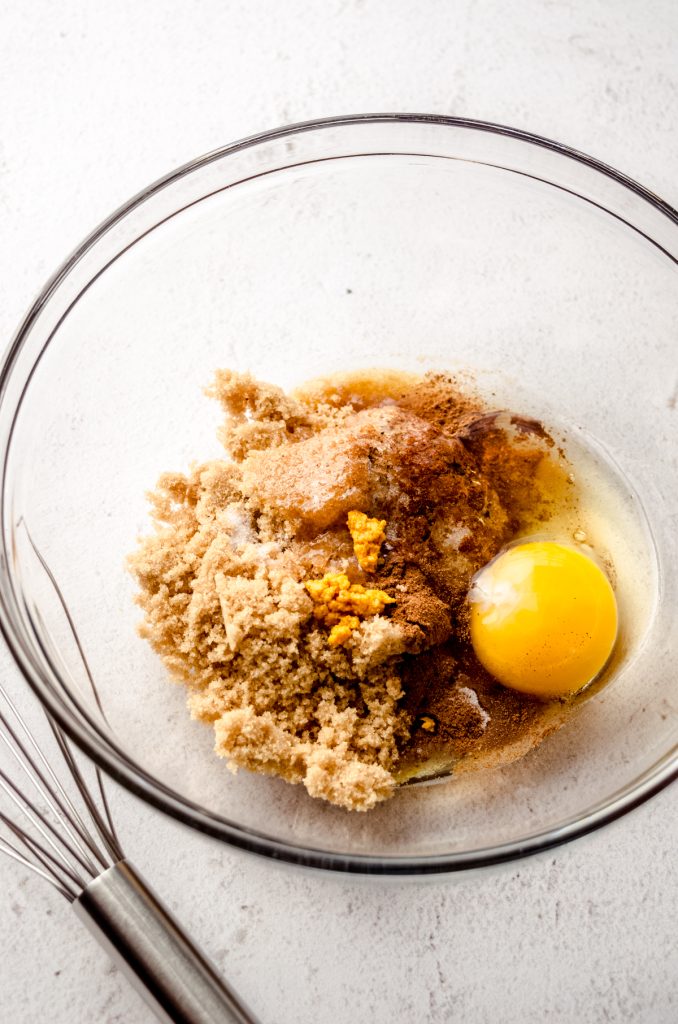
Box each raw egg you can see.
[469,541,618,698]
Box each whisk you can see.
[0,531,261,1024]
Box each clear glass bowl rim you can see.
[1,113,677,876]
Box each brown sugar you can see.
[129,368,576,811]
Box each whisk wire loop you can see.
[21,521,122,852]
[0,696,106,876]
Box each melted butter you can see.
[294,368,423,411]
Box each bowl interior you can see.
[4,118,678,868]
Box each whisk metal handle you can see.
[74,859,260,1024]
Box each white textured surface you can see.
[1,1,677,1022]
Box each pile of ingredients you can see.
[129,369,618,811]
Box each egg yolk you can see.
[469,541,618,698]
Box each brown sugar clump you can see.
[129,368,574,811]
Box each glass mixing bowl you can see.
[1,115,676,875]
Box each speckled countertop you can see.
[1,2,677,1021]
